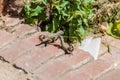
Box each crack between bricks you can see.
[32,53,65,73]
[7,21,22,33]
[0,44,37,79]
[94,63,120,80]
[13,64,37,80]
[55,57,93,80]
[0,55,33,80]
[16,29,38,39]
[13,64,28,74]
[55,68,73,80]
[73,57,93,70]
[0,56,34,80]
[9,43,63,75]
[0,36,18,50]
[0,56,28,75]
[0,35,25,53]
[0,56,10,63]
[98,45,115,58]
[12,46,36,63]
[98,51,108,58]
[0,29,38,52]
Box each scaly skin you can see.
[59,36,74,54]
[38,30,74,54]
[39,30,64,46]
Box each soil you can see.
[0,60,27,80]
[0,0,25,32]
[2,0,25,16]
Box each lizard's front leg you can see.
[59,36,74,54]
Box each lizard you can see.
[38,30,64,46]
[37,30,74,54]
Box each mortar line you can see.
[55,57,93,80]
[12,46,36,63]
[0,36,18,49]
[94,63,120,80]
[31,52,64,73]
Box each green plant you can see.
[107,20,120,39]
[23,0,96,43]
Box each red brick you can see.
[14,45,62,72]
[99,43,108,56]
[0,31,49,62]
[0,30,15,46]
[56,49,91,67]
[0,39,36,62]
[13,24,34,36]
[110,38,120,49]
[34,49,91,80]
[100,46,120,65]
[26,31,48,45]
[44,44,62,55]
[34,60,70,80]
[5,17,21,27]
[60,59,112,80]
[14,46,90,73]
[102,35,114,43]
[61,70,90,80]
[100,69,120,80]
[71,59,111,79]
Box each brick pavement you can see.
[0,19,120,80]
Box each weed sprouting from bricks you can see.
[23,0,96,44]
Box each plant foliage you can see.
[107,20,120,39]
[23,0,96,43]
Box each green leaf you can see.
[61,11,68,16]
[25,17,36,25]
[31,0,41,3]
[67,16,74,22]
[52,18,56,32]
[38,12,46,20]
[74,11,81,16]
[60,1,69,8]
[107,20,120,39]
[77,19,82,25]
[106,23,113,34]
[30,6,43,17]
[42,0,47,5]
[83,18,88,27]
[69,25,75,36]
[78,26,85,37]
[46,24,53,32]
[114,20,120,35]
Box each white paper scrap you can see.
[78,37,101,60]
